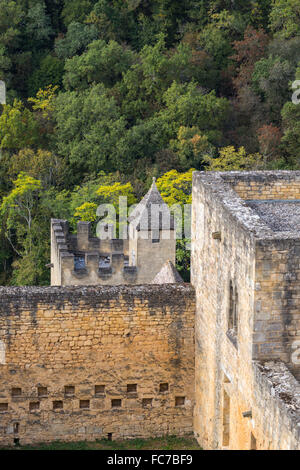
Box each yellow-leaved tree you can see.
[156,169,194,282]
[204,146,263,171]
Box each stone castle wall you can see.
[191,171,300,450]
[0,285,195,446]
[254,240,300,381]
[130,230,176,284]
[51,220,176,286]
[191,172,257,450]
[252,362,300,450]
[222,171,300,200]
[51,220,136,286]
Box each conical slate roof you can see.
[152,260,184,284]
[128,178,175,231]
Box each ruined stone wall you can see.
[252,362,300,450]
[191,171,300,450]
[254,240,300,381]
[0,285,195,446]
[52,219,175,286]
[222,171,300,200]
[51,220,136,287]
[191,172,257,450]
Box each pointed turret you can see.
[128,178,174,232]
[128,177,176,283]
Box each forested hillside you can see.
[0,0,300,285]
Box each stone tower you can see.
[50,179,176,285]
[128,178,176,284]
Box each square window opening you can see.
[11,388,21,397]
[79,399,90,409]
[111,399,122,408]
[29,402,40,411]
[175,396,185,407]
[127,384,137,393]
[142,398,153,407]
[159,383,169,393]
[53,400,63,410]
[38,386,47,397]
[64,385,75,397]
[95,385,105,396]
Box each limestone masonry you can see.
[1,170,300,450]
[0,285,195,445]
[192,171,300,450]
[51,179,176,286]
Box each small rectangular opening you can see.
[11,387,21,397]
[13,423,19,434]
[99,256,111,268]
[159,383,169,393]
[0,403,8,411]
[74,255,86,270]
[142,398,153,408]
[79,400,90,409]
[107,433,112,441]
[29,402,40,411]
[127,384,137,393]
[64,385,75,397]
[53,400,63,410]
[152,229,160,243]
[111,399,121,408]
[95,385,105,396]
[175,396,185,407]
[38,386,47,397]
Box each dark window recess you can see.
[99,256,111,268]
[111,399,122,408]
[127,384,137,393]
[74,255,85,270]
[107,433,112,441]
[152,229,160,243]
[13,423,19,434]
[95,385,105,396]
[14,438,20,446]
[159,383,169,393]
[11,388,21,397]
[175,396,185,407]
[142,398,153,407]
[228,281,238,337]
[53,400,63,410]
[79,400,90,409]
[38,386,47,397]
[64,385,75,397]
[29,402,40,411]
[0,403,8,411]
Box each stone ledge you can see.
[254,361,300,438]
[0,284,195,314]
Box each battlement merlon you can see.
[50,219,136,286]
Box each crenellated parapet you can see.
[51,219,136,286]
[50,179,178,286]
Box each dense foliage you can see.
[0,0,299,284]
